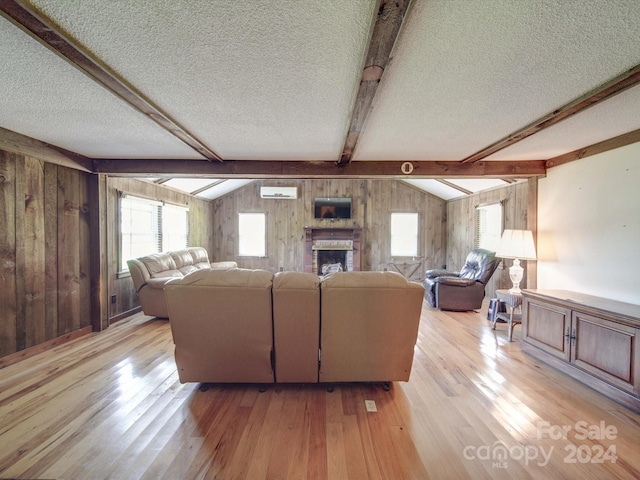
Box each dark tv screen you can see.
[314,197,352,219]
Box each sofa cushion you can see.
[141,253,178,278]
[189,247,210,267]
[170,249,193,269]
[273,272,320,383]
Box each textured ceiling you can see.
[1,0,639,200]
[23,0,375,160]
[354,0,640,161]
[485,84,640,161]
[0,14,198,158]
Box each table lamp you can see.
[496,229,536,294]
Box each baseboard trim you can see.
[0,326,94,369]
[109,306,142,324]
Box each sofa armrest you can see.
[425,269,459,279]
[127,258,151,293]
[434,276,476,287]
[146,277,179,289]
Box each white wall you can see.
[537,142,640,305]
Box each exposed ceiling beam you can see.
[546,128,640,169]
[93,158,546,178]
[190,178,228,196]
[462,63,640,164]
[436,179,474,196]
[0,0,223,162]
[0,126,93,172]
[338,0,411,165]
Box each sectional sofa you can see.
[164,268,425,385]
[127,247,237,318]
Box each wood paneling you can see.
[23,157,46,347]
[0,151,17,358]
[88,173,108,331]
[445,179,536,299]
[0,149,92,359]
[44,162,59,340]
[211,179,446,275]
[106,177,215,321]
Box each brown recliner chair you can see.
[424,249,499,311]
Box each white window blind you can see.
[476,203,503,252]
[121,195,161,271]
[390,212,419,257]
[162,203,189,252]
[120,194,189,271]
[238,212,266,257]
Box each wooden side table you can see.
[493,289,523,341]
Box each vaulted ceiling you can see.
[1,1,639,200]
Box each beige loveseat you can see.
[127,247,237,318]
[164,269,424,385]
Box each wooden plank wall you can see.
[106,177,215,321]
[0,149,92,358]
[211,179,446,276]
[445,179,537,299]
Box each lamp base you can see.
[508,259,524,295]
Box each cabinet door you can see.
[571,311,639,395]
[523,298,572,361]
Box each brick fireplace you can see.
[304,227,361,275]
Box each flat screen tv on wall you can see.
[314,197,352,219]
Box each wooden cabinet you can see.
[522,290,640,412]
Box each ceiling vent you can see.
[260,186,298,199]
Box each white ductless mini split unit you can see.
[259,186,298,199]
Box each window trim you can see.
[476,201,503,252]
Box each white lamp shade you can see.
[496,229,536,260]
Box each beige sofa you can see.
[319,271,425,383]
[164,269,424,385]
[127,247,237,318]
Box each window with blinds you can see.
[162,203,189,252]
[120,194,189,272]
[476,202,503,252]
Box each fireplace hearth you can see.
[317,249,347,275]
[304,227,361,275]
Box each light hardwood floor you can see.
[1,300,639,479]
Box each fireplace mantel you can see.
[304,227,361,274]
